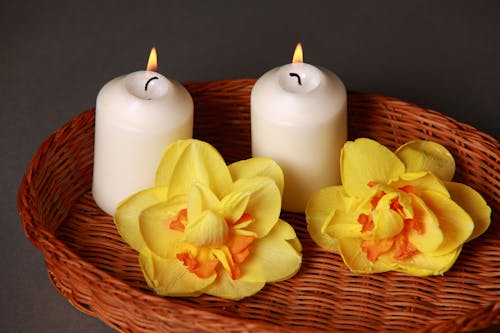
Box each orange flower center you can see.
[358,184,424,262]
[169,209,256,280]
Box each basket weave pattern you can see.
[18,79,499,332]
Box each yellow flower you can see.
[306,138,491,276]
[114,139,302,300]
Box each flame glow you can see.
[292,43,303,64]
[146,47,158,71]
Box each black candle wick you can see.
[145,76,159,91]
[289,72,302,85]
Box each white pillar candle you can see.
[92,48,193,215]
[251,43,347,213]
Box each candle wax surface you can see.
[251,62,347,212]
[92,70,193,215]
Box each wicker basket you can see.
[18,79,499,332]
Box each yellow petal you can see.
[287,234,303,254]
[275,218,303,253]
[139,251,156,288]
[444,181,491,241]
[390,172,449,197]
[139,196,187,258]
[184,210,228,247]
[155,139,192,186]
[187,181,220,223]
[387,248,461,276]
[306,186,355,251]
[370,191,408,237]
[203,269,265,300]
[220,191,251,224]
[420,190,474,256]
[338,238,394,274]
[156,139,233,199]
[323,210,362,240]
[407,194,443,253]
[232,177,281,238]
[139,251,215,297]
[240,219,302,283]
[211,247,236,279]
[272,218,302,242]
[114,186,168,252]
[395,140,455,181]
[341,138,405,197]
[371,208,404,239]
[229,157,285,195]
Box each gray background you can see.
[1,0,498,332]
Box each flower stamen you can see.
[393,225,419,260]
[174,211,256,280]
[390,197,405,217]
[399,185,420,195]
[357,213,374,233]
[361,238,394,262]
[359,191,424,262]
[370,190,385,210]
[169,208,187,232]
[406,217,424,235]
[176,251,219,279]
[228,234,255,265]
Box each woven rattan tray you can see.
[18,79,499,332]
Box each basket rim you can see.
[17,84,500,332]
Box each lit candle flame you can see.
[292,43,303,64]
[146,47,158,71]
